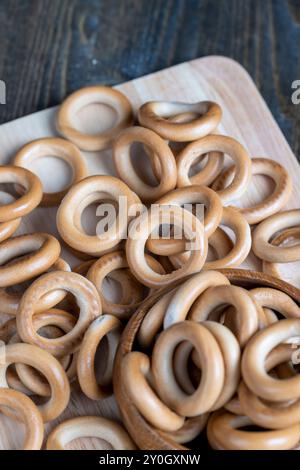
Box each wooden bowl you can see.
[113,269,300,450]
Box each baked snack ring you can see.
[126,205,208,288]
[0,257,70,316]
[0,166,42,222]
[146,185,223,255]
[138,100,222,141]
[10,309,77,397]
[16,271,102,356]
[13,137,88,206]
[252,209,300,262]
[177,135,252,205]
[0,388,44,450]
[121,351,185,432]
[239,345,300,429]
[0,342,70,422]
[242,319,300,402]
[0,233,61,287]
[190,285,259,347]
[249,287,300,319]
[77,314,122,400]
[56,85,133,151]
[152,321,225,417]
[87,250,164,319]
[262,227,300,281]
[113,126,177,202]
[57,175,140,256]
[207,411,300,450]
[173,321,240,410]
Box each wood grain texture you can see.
[0,0,299,157]
[0,55,299,449]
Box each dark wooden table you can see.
[0,0,299,157]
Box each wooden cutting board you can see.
[0,55,299,449]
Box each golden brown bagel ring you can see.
[207,411,300,450]
[74,258,145,305]
[0,257,70,316]
[239,342,300,430]
[113,126,177,202]
[212,158,292,224]
[177,135,252,205]
[193,321,240,409]
[146,186,222,255]
[77,314,122,400]
[252,209,300,262]
[56,85,133,151]
[13,137,88,206]
[138,100,222,141]
[121,351,185,432]
[0,166,42,222]
[242,319,300,402]
[0,342,70,422]
[11,309,77,397]
[249,287,300,319]
[190,285,259,347]
[173,321,240,409]
[0,233,61,287]
[17,271,102,357]
[57,175,140,256]
[47,415,136,450]
[126,205,207,288]
[87,250,164,319]
[262,228,300,281]
[0,388,44,450]
[152,321,225,417]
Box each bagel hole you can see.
[0,249,45,271]
[130,142,159,186]
[206,244,219,262]
[72,103,117,135]
[94,335,114,387]
[35,324,68,340]
[5,364,51,408]
[81,198,119,236]
[187,155,209,179]
[223,173,275,209]
[23,156,73,193]
[150,223,187,242]
[0,183,21,201]
[169,141,186,156]
[0,408,26,450]
[64,436,113,450]
[102,274,125,304]
[173,344,201,394]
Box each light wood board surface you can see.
[0,55,299,449]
